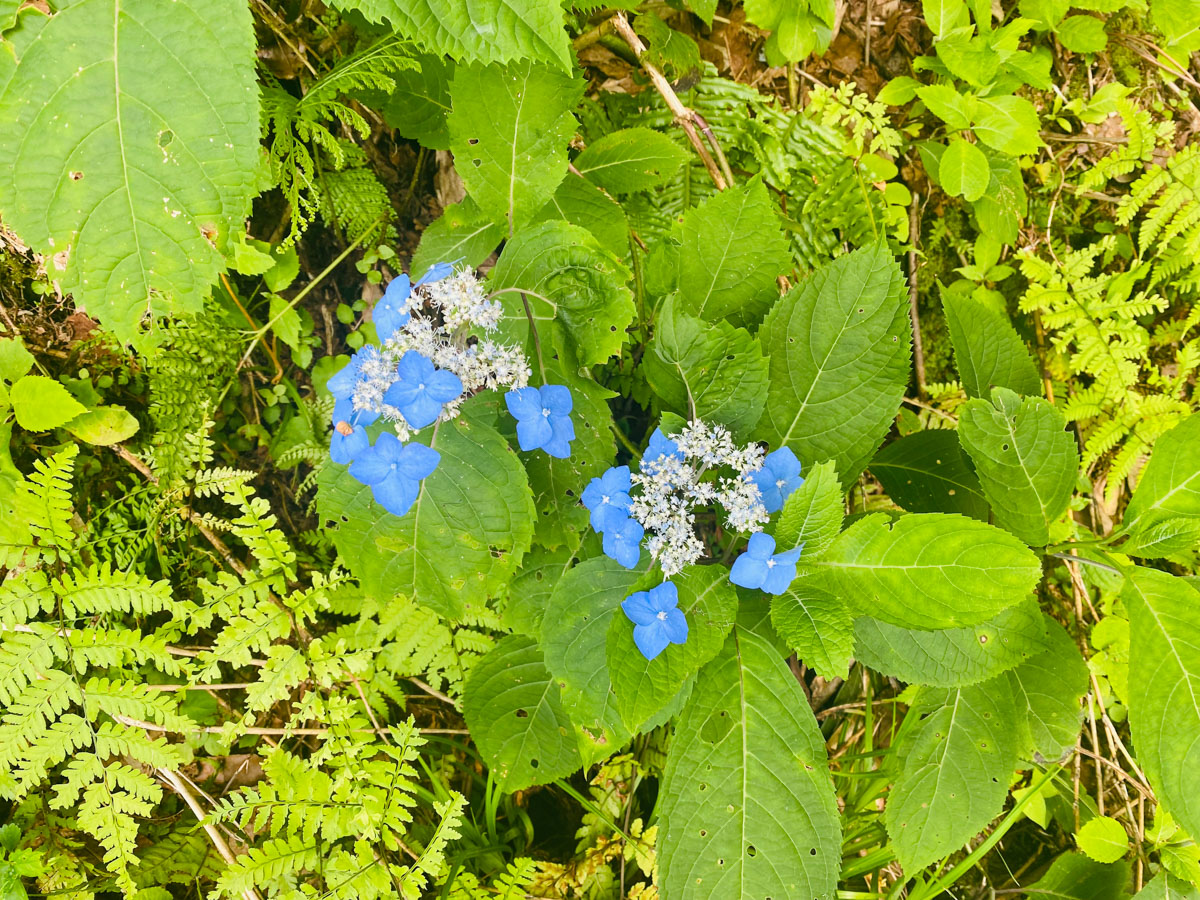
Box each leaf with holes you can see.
[0,0,260,343]
[1007,617,1090,762]
[870,429,990,520]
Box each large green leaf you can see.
[607,566,738,730]
[942,292,1041,399]
[958,388,1078,546]
[773,460,844,557]
[1122,414,1200,556]
[0,0,260,343]
[658,612,841,900]
[532,174,629,255]
[870,429,990,520]
[808,513,1041,629]
[1136,874,1200,900]
[316,410,535,620]
[488,220,635,366]
[373,53,452,149]
[1123,567,1200,838]
[573,127,689,194]
[1007,617,1089,762]
[462,634,582,791]
[643,296,769,439]
[448,62,580,231]
[771,581,854,679]
[410,199,504,279]
[503,543,576,636]
[328,0,573,70]
[1026,853,1132,900]
[756,242,910,484]
[854,599,1049,687]
[677,177,791,325]
[886,680,1021,873]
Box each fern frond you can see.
[27,444,78,561]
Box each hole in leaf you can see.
[747,845,757,857]
[530,758,539,768]
[515,709,529,718]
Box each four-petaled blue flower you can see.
[348,432,440,517]
[749,447,804,513]
[505,385,575,458]
[645,427,682,463]
[582,465,632,532]
[622,581,687,661]
[730,532,802,595]
[384,350,464,430]
[603,516,643,569]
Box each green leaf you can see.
[922,0,970,35]
[916,84,974,131]
[489,220,635,366]
[1135,874,1200,900]
[940,140,991,202]
[957,388,1078,546]
[375,53,453,150]
[773,459,844,557]
[855,599,1049,687]
[0,0,260,343]
[573,127,689,194]
[316,410,535,620]
[658,613,841,900]
[503,543,576,635]
[0,338,33,384]
[677,177,790,325]
[743,0,833,64]
[943,291,1042,399]
[327,0,573,70]
[972,95,1044,156]
[1077,816,1129,864]
[1123,568,1200,839]
[1021,0,1069,28]
[229,234,276,277]
[756,242,910,485]
[1122,415,1200,556]
[1151,0,1200,53]
[462,634,582,791]
[870,429,990,520]
[1026,853,1131,900]
[607,566,738,730]
[448,61,580,231]
[411,200,504,279]
[886,679,1021,872]
[65,406,140,446]
[268,296,302,352]
[10,376,86,432]
[531,174,629,255]
[771,582,854,679]
[643,296,769,439]
[1057,14,1108,52]
[1007,616,1089,762]
[809,513,1042,629]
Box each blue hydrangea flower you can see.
[327,348,380,464]
[749,447,804,513]
[330,422,369,465]
[730,532,802,595]
[347,432,440,517]
[602,516,643,569]
[581,465,632,532]
[417,262,455,284]
[645,427,682,463]
[505,385,575,458]
[622,581,687,661]
[384,350,464,430]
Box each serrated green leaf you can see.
[658,614,841,900]
[1007,616,1089,761]
[503,543,576,635]
[943,291,1042,399]
[643,296,769,439]
[1123,568,1200,839]
[677,177,790,325]
[411,199,504,279]
[0,338,33,384]
[0,0,260,343]
[870,429,990,520]
[448,61,580,231]
[855,599,1049,687]
[916,84,974,131]
[462,634,582,791]
[1135,874,1200,900]
[65,406,140,446]
[1122,415,1200,557]
[316,410,535,620]
[958,388,1078,546]
[1027,853,1132,900]
[268,295,302,352]
[1057,15,1108,53]
[489,220,635,366]
[607,566,738,730]
[773,459,844,556]
[940,140,991,202]
[742,0,833,65]
[809,513,1042,629]
[10,376,86,432]
[1152,0,1200,53]
[886,679,1021,872]
[771,582,854,678]
[531,174,629,254]
[923,0,970,35]
[1077,816,1129,864]
[573,127,689,194]
[756,242,910,485]
[374,53,452,150]
[972,95,1043,156]
[328,0,573,70]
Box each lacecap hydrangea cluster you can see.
[582,421,807,661]
[326,264,575,515]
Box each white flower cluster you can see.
[628,421,768,576]
[352,269,530,439]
